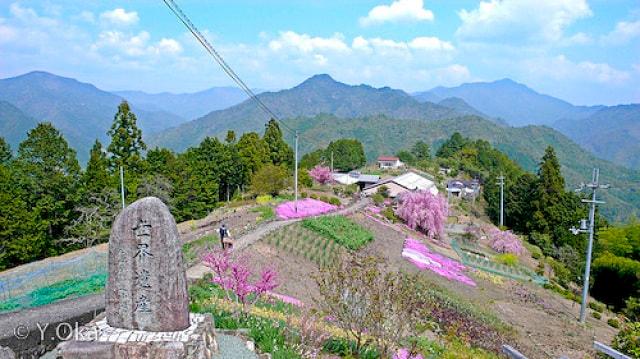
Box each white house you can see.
[332,171,380,190]
[447,179,480,199]
[377,156,403,170]
[363,171,438,198]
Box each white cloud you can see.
[268,31,349,53]
[99,8,139,26]
[523,55,629,84]
[456,0,592,43]
[360,0,434,26]
[409,37,455,51]
[91,31,183,58]
[153,38,183,55]
[602,20,640,45]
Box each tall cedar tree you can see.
[83,140,110,195]
[263,119,293,167]
[0,137,11,164]
[237,132,270,177]
[14,123,80,256]
[107,101,147,173]
[326,139,366,172]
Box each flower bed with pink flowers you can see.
[402,238,476,286]
[275,198,338,219]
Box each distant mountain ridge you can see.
[0,100,38,151]
[0,71,188,163]
[413,79,638,169]
[115,86,251,120]
[149,74,487,152]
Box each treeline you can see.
[300,139,366,171]
[0,101,296,270]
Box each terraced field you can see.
[263,222,345,268]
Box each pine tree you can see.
[15,123,80,254]
[107,101,147,173]
[263,119,293,167]
[83,140,110,195]
[0,137,11,165]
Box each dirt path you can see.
[186,198,369,280]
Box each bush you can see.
[589,301,605,313]
[300,191,308,198]
[320,195,329,203]
[256,194,273,205]
[382,206,398,222]
[547,257,572,287]
[592,252,640,310]
[523,242,543,260]
[344,184,358,197]
[529,232,555,257]
[495,253,518,267]
[372,193,384,206]
[310,193,319,200]
[251,164,289,196]
[624,297,640,322]
[613,322,640,357]
[377,185,390,198]
[592,311,602,320]
[302,216,374,250]
[328,197,341,206]
[608,318,621,329]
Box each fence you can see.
[502,342,631,359]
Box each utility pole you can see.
[571,168,609,323]
[119,166,125,209]
[294,131,299,213]
[331,151,334,173]
[497,174,505,227]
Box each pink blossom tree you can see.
[202,250,278,316]
[395,191,448,240]
[487,227,523,255]
[309,165,332,185]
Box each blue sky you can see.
[0,0,638,105]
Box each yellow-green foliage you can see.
[495,253,518,267]
[256,195,273,205]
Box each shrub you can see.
[319,195,329,203]
[613,322,640,357]
[372,193,385,206]
[547,257,572,287]
[592,252,640,310]
[251,164,289,196]
[529,232,555,256]
[382,206,398,222]
[591,311,602,320]
[328,197,341,206]
[608,318,621,329]
[302,216,373,250]
[589,301,605,313]
[624,297,640,322]
[495,253,518,267]
[310,193,319,200]
[377,185,390,198]
[300,191,308,198]
[344,184,358,197]
[256,194,273,205]
[395,191,448,240]
[523,242,543,260]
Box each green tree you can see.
[396,150,415,165]
[300,148,326,169]
[146,147,178,178]
[436,132,467,158]
[250,164,289,196]
[171,148,219,221]
[83,140,110,195]
[107,101,147,173]
[263,119,293,167]
[225,130,236,144]
[237,132,270,177]
[411,140,431,161]
[14,123,81,255]
[0,137,11,164]
[326,139,366,172]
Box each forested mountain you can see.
[149,74,472,152]
[0,100,38,151]
[0,72,186,163]
[553,104,640,170]
[115,86,250,120]
[287,114,640,221]
[414,78,602,126]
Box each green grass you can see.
[302,215,373,250]
[252,205,275,223]
[183,235,218,265]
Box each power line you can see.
[161,0,296,134]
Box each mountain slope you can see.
[150,74,471,152]
[0,71,186,163]
[414,79,601,126]
[288,114,639,221]
[553,104,640,170]
[0,100,38,151]
[115,87,250,120]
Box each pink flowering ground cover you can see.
[265,292,304,307]
[402,238,476,286]
[275,198,338,219]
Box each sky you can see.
[0,0,638,106]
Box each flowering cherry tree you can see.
[202,250,278,315]
[309,165,332,185]
[395,190,448,240]
[487,227,523,255]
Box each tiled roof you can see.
[377,156,399,161]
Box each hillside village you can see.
[1,1,640,359]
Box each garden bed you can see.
[302,215,374,251]
[275,198,338,219]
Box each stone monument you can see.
[57,197,217,359]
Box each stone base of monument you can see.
[56,313,218,359]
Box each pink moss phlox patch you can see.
[265,292,305,307]
[275,198,338,219]
[402,238,476,286]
